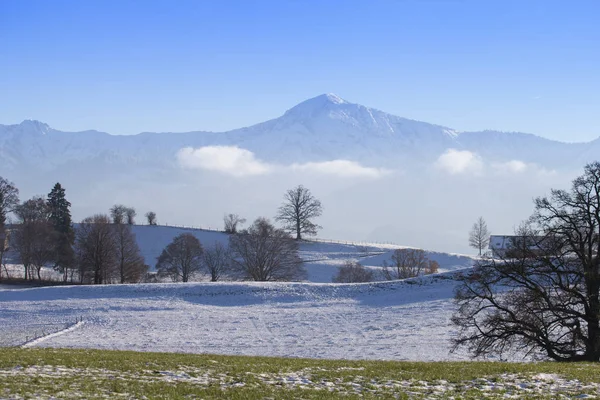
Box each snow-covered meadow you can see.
[0,226,477,361]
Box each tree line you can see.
[0,181,324,284]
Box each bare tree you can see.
[0,177,19,271]
[145,211,157,226]
[125,207,137,225]
[202,242,230,282]
[381,248,429,280]
[156,233,203,282]
[453,161,600,361]
[275,185,323,240]
[0,229,10,281]
[110,204,128,224]
[333,260,374,283]
[229,217,306,281]
[469,216,490,256]
[114,223,147,283]
[76,214,117,284]
[223,213,246,234]
[12,197,55,280]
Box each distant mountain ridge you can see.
[1,94,598,175]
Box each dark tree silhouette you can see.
[202,242,230,282]
[275,185,323,240]
[145,211,157,226]
[453,161,600,362]
[156,233,203,282]
[223,213,246,234]
[229,218,305,281]
[47,183,75,281]
[76,214,117,284]
[12,197,55,280]
[0,177,19,276]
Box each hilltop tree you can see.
[453,161,600,361]
[229,218,305,281]
[125,207,136,225]
[110,204,128,224]
[275,185,323,240]
[469,216,490,256]
[47,183,75,281]
[223,213,246,234]
[145,211,157,225]
[156,233,203,282]
[0,177,19,272]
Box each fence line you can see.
[147,223,402,248]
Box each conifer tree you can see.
[47,183,75,281]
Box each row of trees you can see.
[0,180,323,283]
[0,178,150,283]
[155,218,306,282]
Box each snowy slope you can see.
[0,275,476,361]
[130,225,475,282]
[131,226,230,269]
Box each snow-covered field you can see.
[0,227,479,361]
[0,274,476,361]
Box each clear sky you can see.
[1,0,598,141]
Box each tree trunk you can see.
[296,219,301,240]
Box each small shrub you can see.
[333,261,374,283]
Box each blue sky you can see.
[1,0,598,141]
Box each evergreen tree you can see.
[47,183,75,281]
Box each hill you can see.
[129,225,475,283]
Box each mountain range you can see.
[2,93,598,178]
[3,93,599,252]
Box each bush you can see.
[333,261,374,283]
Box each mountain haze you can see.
[1,94,598,253]
[2,94,597,173]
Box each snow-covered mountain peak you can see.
[324,93,347,104]
[283,93,351,117]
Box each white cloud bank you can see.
[177,146,271,177]
[177,146,388,178]
[291,160,390,178]
[434,150,556,177]
[434,149,484,175]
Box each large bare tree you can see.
[229,217,305,281]
[114,223,147,283]
[453,161,600,362]
[469,216,491,256]
[156,233,203,282]
[76,214,118,284]
[0,177,19,273]
[275,185,323,240]
[12,197,55,280]
[202,242,230,282]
